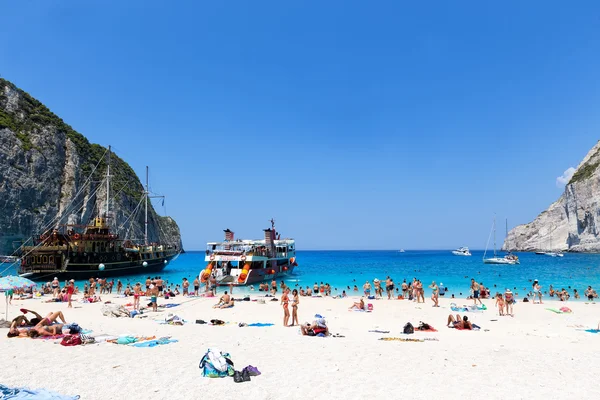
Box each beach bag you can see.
[199,349,234,378]
[403,322,414,335]
[367,303,373,311]
[61,334,82,346]
[65,323,81,334]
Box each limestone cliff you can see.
[0,78,182,255]
[504,141,600,252]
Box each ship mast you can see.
[106,145,111,218]
[144,166,148,246]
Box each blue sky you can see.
[1,1,599,250]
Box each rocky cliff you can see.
[504,141,600,252]
[0,78,182,255]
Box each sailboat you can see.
[545,225,564,257]
[483,216,519,265]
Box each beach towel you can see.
[159,304,179,309]
[246,323,274,327]
[0,384,80,399]
[584,329,600,334]
[368,330,390,333]
[546,307,573,314]
[379,337,424,342]
[131,337,178,347]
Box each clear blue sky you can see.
[2,1,599,250]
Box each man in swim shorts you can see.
[471,279,482,305]
[386,276,394,300]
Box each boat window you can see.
[43,255,48,264]
[49,256,54,264]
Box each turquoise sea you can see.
[5,250,600,299]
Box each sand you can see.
[1,292,599,400]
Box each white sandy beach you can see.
[1,293,599,400]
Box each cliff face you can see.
[504,141,600,252]
[0,78,182,255]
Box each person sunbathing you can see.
[446,314,472,330]
[301,320,329,336]
[6,309,44,337]
[35,311,67,328]
[27,324,65,338]
[349,298,365,310]
[213,292,234,308]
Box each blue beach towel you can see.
[247,323,274,327]
[584,329,600,334]
[131,338,178,347]
[0,384,79,399]
[162,304,179,308]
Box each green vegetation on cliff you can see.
[0,78,141,199]
[569,141,600,185]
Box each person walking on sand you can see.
[117,280,123,295]
[291,289,299,326]
[504,289,514,317]
[149,283,159,312]
[66,279,75,308]
[281,288,290,327]
[429,281,439,307]
[401,280,408,298]
[133,283,142,310]
[471,279,482,305]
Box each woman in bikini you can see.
[27,323,65,338]
[281,288,290,327]
[291,289,299,326]
[36,311,67,328]
[133,282,142,310]
[349,298,365,310]
[504,289,514,316]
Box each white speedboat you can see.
[546,252,564,257]
[452,247,472,256]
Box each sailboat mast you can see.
[106,145,111,217]
[144,166,148,246]
[493,215,497,257]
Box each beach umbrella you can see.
[0,275,37,320]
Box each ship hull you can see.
[216,265,296,286]
[20,253,179,281]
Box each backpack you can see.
[403,322,414,334]
[60,334,82,346]
[199,349,234,378]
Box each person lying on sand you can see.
[35,311,67,328]
[27,324,65,338]
[6,309,44,337]
[349,298,365,310]
[301,320,329,336]
[446,314,472,330]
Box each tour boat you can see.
[17,147,180,280]
[201,219,297,286]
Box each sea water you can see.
[5,250,600,299]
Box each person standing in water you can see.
[281,288,290,327]
[291,289,299,326]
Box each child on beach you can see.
[495,293,505,316]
